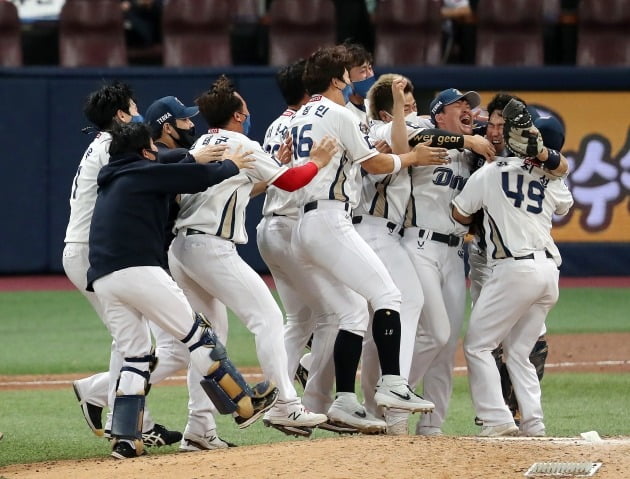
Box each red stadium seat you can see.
[374,0,442,66]
[576,0,630,66]
[162,0,232,67]
[267,0,336,66]
[0,1,22,67]
[59,0,127,67]
[475,0,545,66]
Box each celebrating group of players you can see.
[65,41,573,459]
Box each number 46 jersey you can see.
[290,95,378,209]
[452,158,574,266]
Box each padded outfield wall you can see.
[0,66,628,276]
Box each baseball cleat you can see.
[375,375,435,413]
[327,393,386,434]
[142,424,182,447]
[294,362,309,389]
[72,380,104,436]
[262,398,327,437]
[111,440,146,459]
[179,429,234,451]
[478,422,519,437]
[234,381,279,429]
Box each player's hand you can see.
[309,136,338,169]
[411,140,450,166]
[191,144,228,164]
[391,76,407,107]
[464,135,495,162]
[226,145,255,170]
[276,134,293,165]
[374,139,392,154]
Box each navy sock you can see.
[334,329,363,393]
[372,308,401,375]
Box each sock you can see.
[334,329,363,392]
[372,308,401,375]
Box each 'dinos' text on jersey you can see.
[432,167,466,191]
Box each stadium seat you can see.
[576,0,630,66]
[162,0,232,67]
[59,0,127,67]
[267,0,336,66]
[0,1,22,67]
[475,0,545,66]
[374,0,442,66]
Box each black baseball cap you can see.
[430,88,481,122]
[145,96,199,134]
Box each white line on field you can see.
[1,359,628,388]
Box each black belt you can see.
[419,228,461,247]
[514,250,553,260]
[352,215,398,232]
[304,200,350,213]
[186,228,206,236]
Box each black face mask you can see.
[171,125,196,149]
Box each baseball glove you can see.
[502,99,543,158]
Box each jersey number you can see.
[291,124,313,160]
[501,172,544,214]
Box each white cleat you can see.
[374,375,435,413]
[478,422,519,437]
[179,429,232,451]
[327,393,386,434]
[263,399,327,437]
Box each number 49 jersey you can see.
[290,95,378,209]
[452,158,574,265]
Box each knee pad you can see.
[187,320,255,418]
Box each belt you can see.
[186,228,206,236]
[352,215,397,231]
[419,228,461,247]
[514,250,553,260]
[304,200,350,213]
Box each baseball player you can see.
[289,46,450,432]
[64,82,183,447]
[468,94,569,427]
[453,99,574,437]
[404,88,495,437]
[87,122,277,458]
[167,75,334,438]
[69,89,234,450]
[352,74,441,435]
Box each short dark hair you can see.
[341,40,373,69]
[303,46,350,95]
[195,75,244,128]
[84,81,135,131]
[276,59,307,106]
[368,73,414,120]
[487,92,525,118]
[109,122,152,157]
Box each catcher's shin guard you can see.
[110,357,152,456]
[185,314,256,418]
[530,337,549,381]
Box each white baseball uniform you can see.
[404,135,473,434]
[455,158,573,434]
[357,118,424,418]
[168,128,303,403]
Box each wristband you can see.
[390,154,402,174]
[543,148,561,170]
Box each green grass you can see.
[0,287,628,467]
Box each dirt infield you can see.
[2,436,629,479]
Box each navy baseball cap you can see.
[534,116,565,151]
[145,96,199,133]
[430,88,481,122]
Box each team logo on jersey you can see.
[359,122,370,135]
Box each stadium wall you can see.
[0,66,628,276]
